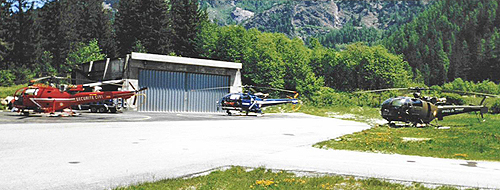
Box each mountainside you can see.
[202,0,430,39]
[383,0,500,85]
[104,0,430,39]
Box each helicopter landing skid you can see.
[387,122,427,128]
[225,110,263,116]
[47,111,81,117]
[387,121,447,129]
[17,110,80,117]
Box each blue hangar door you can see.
[138,69,229,112]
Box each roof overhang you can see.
[131,52,242,70]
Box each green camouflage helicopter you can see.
[357,87,498,127]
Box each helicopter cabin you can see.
[73,52,242,112]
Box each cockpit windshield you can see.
[382,98,394,106]
[391,98,406,107]
[228,94,240,100]
[24,88,38,96]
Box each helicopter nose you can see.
[381,108,390,115]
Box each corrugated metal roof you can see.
[131,52,242,69]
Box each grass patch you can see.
[315,113,500,161]
[0,84,25,110]
[115,166,459,190]
[0,84,25,98]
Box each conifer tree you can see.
[115,0,169,57]
[138,0,169,54]
[7,0,38,82]
[115,0,141,57]
[36,0,115,73]
[0,0,12,69]
[169,0,208,57]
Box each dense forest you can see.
[0,0,499,99]
[383,0,500,86]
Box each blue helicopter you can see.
[195,85,301,115]
[218,90,300,115]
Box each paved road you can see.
[0,113,499,190]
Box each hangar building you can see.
[74,52,242,112]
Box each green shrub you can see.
[0,70,15,87]
[491,99,500,114]
[311,87,355,107]
[310,87,400,108]
[442,78,500,95]
[440,93,465,105]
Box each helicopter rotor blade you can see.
[133,96,137,105]
[357,86,500,97]
[30,76,70,83]
[190,86,231,91]
[82,79,125,88]
[244,85,297,94]
[30,76,52,82]
[137,87,148,92]
[245,86,257,93]
[439,89,500,98]
[355,87,410,93]
[132,87,148,105]
[128,82,138,91]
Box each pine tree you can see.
[74,0,116,57]
[169,0,208,57]
[0,0,12,69]
[137,0,169,54]
[115,0,141,57]
[37,0,62,72]
[7,0,38,82]
[36,0,114,74]
[115,0,169,57]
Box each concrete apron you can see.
[0,114,499,190]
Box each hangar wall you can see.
[75,52,242,112]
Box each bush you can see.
[491,99,500,114]
[311,87,355,107]
[324,43,412,91]
[440,93,465,105]
[310,87,399,108]
[442,78,500,95]
[0,70,15,87]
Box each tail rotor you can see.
[128,82,148,106]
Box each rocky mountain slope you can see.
[202,0,431,39]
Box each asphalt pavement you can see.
[0,110,295,123]
[0,112,499,190]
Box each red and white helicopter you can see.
[9,76,146,116]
